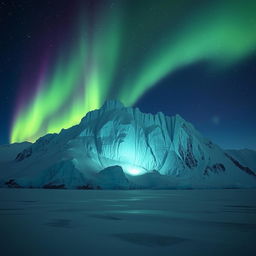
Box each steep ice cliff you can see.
[0,100,255,189]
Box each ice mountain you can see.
[0,100,255,189]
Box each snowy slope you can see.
[225,149,256,172]
[0,142,31,162]
[0,100,255,189]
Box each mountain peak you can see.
[2,99,256,189]
[101,100,125,110]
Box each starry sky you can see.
[0,0,256,149]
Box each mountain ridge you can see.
[0,100,255,189]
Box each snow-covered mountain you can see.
[225,149,256,172]
[0,100,255,189]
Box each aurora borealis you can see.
[1,0,256,148]
[11,5,122,142]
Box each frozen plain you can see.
[0,189,255,256]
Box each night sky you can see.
[0,0,256,149]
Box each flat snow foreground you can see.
[0,189,255,256]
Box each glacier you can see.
[0,100,255,189]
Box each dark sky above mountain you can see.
[0,0,255,149]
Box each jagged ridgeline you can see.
[0,100,255,189]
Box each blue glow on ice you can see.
[125,165,146,176]
[128,168,141,175]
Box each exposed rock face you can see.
[15,147,32,161]
[224,153,255,177]
[5,179,22,188]
[203,164,226,176]
[0,100,255,189]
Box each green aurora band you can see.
[11,0,256,143]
